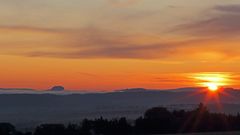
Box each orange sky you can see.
[1,0,240,91]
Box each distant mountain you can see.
[0,87,238,95]
[116,88,150,92]
[49,86,65,92]
[167,87,205,92]
[0,87,239,128]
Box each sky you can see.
[1,0,240,91]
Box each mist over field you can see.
[0,87,239,130]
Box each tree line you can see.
[2,103,240,135]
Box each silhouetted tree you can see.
[34,124,66,135]
[0,123,16,135]
[135,107,176,134]
[4,103,240,135]
[65,124,80,135]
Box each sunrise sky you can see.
[1,0,240,91]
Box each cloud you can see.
[0,25,70,55]
[106,0,141,7]
[1,20,240,61]
[0,25,178,59]
[214,5,240,13]
[26,43,175,59]
[166,4,240,61]
[0,25,61,33]
[174,4,240,38]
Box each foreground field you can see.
[165,131,240,135]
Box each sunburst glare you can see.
[191,72,233,91]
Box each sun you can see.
[191,72,231,92]
[207,83,219,92]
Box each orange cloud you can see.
[1,24,240,62]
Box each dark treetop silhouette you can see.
[2,103,240,135]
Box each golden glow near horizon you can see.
[191,73,233,91]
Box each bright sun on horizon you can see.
[191,72,232,92]
[206,83,219,92]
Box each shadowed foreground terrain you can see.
[165,132,240,135]
[2,103,240,135]
[1,88,240,129]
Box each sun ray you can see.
[190,72,233,92]
[184,72,236,113]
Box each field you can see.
[165,132,240,135]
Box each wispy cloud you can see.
[0,25,235,61]
[26,43,175,59]
[2,3,240,62]
[0,25,182,59]
[106,0,141,7]
[174,4,240,38]
[214,4,240,13]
